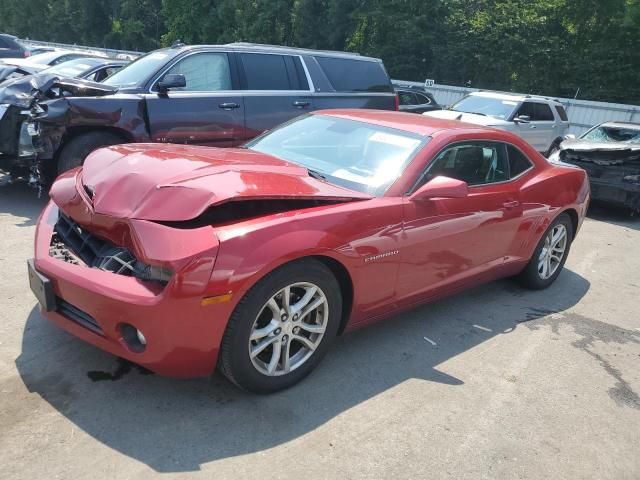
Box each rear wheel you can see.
[517,213,573,289]
[57,132,125,174]
[219,259,342,393]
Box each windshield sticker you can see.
[502,101,518,106]
[369,132,421,149]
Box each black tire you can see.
[517,213,573,290]
[219,259,342,394]
[57,132,125,174]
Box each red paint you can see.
[33,110,590,378]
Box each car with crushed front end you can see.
[548,121,640,213]
[29,110,590,393]
[1,42,396,186]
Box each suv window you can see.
[507,145,533,178]
[240,53,292,90]
[315,57,392,92]
[164,52,232,91]
[555,105,569,121]
[534,103,554,121]
[398,91,417,105]
[418,142,509,188]
[517,102,554,121]
[415,93,432,105]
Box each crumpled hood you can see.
[62,144,372,221]
[424,109,509,127]
[560,138,640,153]
[0,74,117,108]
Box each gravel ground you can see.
[1,180,639,480]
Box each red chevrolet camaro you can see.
[29,110,590,392]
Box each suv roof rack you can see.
[475,90,562,104]
[224,42,361,58]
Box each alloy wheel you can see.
[538,224,568,280]
[248,282,329,376]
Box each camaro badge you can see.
[364,250,399,263]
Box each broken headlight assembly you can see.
[18,120,37,157]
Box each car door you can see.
[144,51,245,147]
[513,101,556,152]
[396,141,524,304]
[237,52,314,140]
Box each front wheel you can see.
[517,213,573,290]
[219,259,342,393]
[57,132,126,174]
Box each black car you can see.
[393,81,441,114]
[0,43,396,183]
[0,57,127,84]
[0,34,29,59]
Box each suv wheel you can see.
[57,132,126,174]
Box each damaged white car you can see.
[549,121,640,213]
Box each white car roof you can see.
[468,91,561,105]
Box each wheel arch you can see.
[561,207,579,238]
[309,255,354,335]
[60,126,134,150]
[228,253,356,337]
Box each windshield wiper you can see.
[307,169,327,181]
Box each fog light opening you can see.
[120,324,147,353]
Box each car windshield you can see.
[247,115,426,196]
[27,51,69,65]
[43,59,100,78]
[103,50,172,88]
[450,95,518,120]
[581,125,640,144]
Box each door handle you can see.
[293,101,310,108]
[219,102,240,110]
[530,125,537,129]
[503,201,520,209]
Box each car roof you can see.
[599,121,640,130]
[166,43,382,62]
[468,90,563,105]
[314,109,493,137]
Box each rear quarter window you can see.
[507,145,533,178]
[315,56,392,92]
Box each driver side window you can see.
[416,142,509,189]
[162,52,232,92]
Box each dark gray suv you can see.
[0,34,28,59]
[0,42,397,183]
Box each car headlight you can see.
[18,121,36,157]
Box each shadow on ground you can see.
[16,269,590,472]
[0,180,47,227]
[587,201,640,231]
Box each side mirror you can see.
[409,176,469,202]
[157,73,186,93]
[564,134,576,140]
[514,115,531,124]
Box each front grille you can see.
[51,213,137,274]
[49,213,172,285]
[56,298,104,335]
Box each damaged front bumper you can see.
[0,104,39,176]
[555,146,640,212]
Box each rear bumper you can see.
[32,202,234,378]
